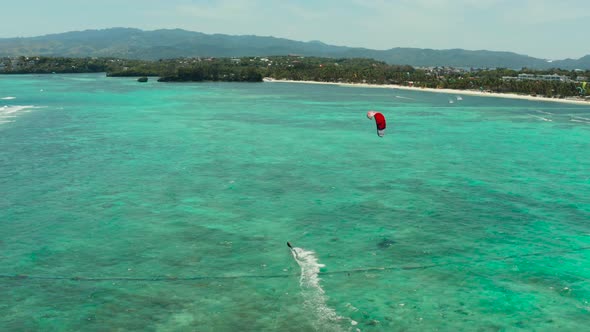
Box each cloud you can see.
[175,0,257,20]
[1,0,586,58]
[501,0,590,25]
[175,0,334,23]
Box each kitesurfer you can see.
[367,111,386,137]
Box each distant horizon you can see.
[1,27,588,62]
[1,0,588,60]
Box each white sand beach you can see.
[264,79,590,106]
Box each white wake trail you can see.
[290,246,349,331]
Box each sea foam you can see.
[0,105,38,124]
[1,96,16,100]
[530,115,552,122]
[535,110,553,115]
[572,116,590,122]
[291,246,345,331]
[571,118,590,124]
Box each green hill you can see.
[1,28,588,69]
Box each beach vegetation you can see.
[0,55,588,98]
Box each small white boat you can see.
[456,96,463,101]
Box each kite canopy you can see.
[577,82,588,95]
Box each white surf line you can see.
[535,110,553,115]
[290,246,351,331]
[395,95,415,100]
[0,105,41,125]
[1,105,35,114]
[530,115,553,122]
[572,116,590,121]
[1,96,16,100]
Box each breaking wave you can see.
[0,105,40,125]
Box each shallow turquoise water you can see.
[1,74,590,331]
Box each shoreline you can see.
[265,79,590,106]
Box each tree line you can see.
[1,55,588,98]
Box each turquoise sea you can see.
[1,74,590,331]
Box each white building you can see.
[505,73,570,82]
[518,74,536,80]
[539,74,567,82]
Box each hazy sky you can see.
[2,0,588,59]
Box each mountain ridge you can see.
[1,28,588,70]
